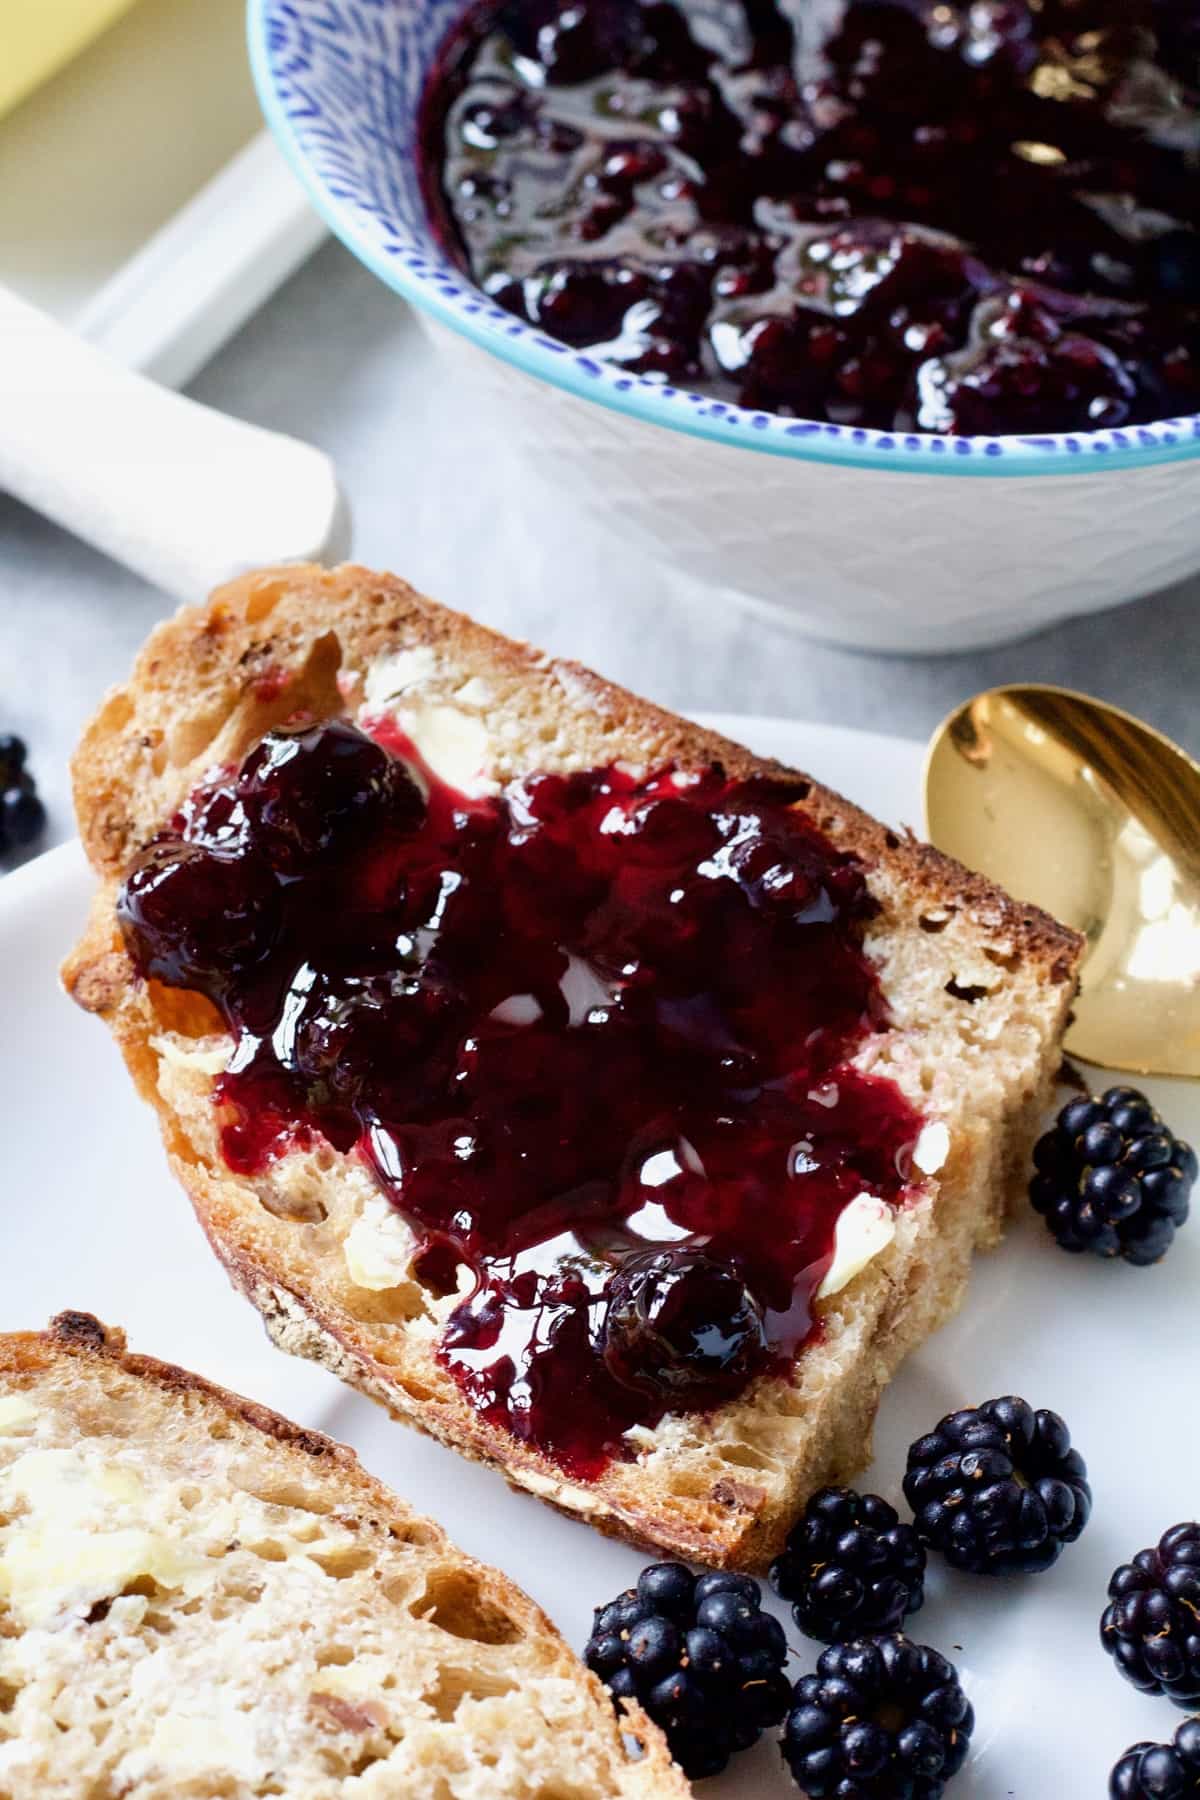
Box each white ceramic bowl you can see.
[250,0,1200,652]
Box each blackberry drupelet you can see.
[1111,1719,1200,1799]
[1030,1087,1196,1265]
[781,1632,973,1798]
[584,1562,790,1779]
[903,1396,1091,1575]
[1102,1524,1200,1708]
[0,734,45,859]
[771,1486,926,1644]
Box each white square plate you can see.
[1,714,1195,1796]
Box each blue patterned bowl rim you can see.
[249,0,1200,479]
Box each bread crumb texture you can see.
[63,564,1082,1571]
[0,1321,684,1799]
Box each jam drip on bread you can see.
[423,0,1200,434]
[119,714,921,1477]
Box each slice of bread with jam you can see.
[64,564,1081,1571]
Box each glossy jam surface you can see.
[119,715,920,1476]
[422,0,1200,434]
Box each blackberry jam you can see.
[119,713,921,1477]
[422,0,1200,434]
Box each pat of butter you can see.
[817,1194,897,1299]
[313,1654,389,1700]
[151,1034,230,1078]
[0,1396,38,1436]
[362,646,440,706]
[514,1467,604,1513]
[395,699,499,799]
[913,1121,951,1176]
[343,1197,419,1291]
[5,1448,143,1520]
[141,1707,259,1780]
[0,1447,209,1629]
[454,675,494,708]
[0,1528,210,1631]
[363,650,500,798]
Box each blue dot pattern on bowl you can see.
[253,0,1200,475]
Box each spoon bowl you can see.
[924,685,1200,1080]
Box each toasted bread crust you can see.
[4,1312,362,1470]
[0,1313,686,1798]
[63,565,1082,1569]
[69,563,1078,975]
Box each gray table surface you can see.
[2,239,1197,864]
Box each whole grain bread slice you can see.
[0,1311,685,1800]
[63,563,1082,1571]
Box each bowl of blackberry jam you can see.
[251,0,1200,649]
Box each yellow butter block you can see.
[0,0,139,120]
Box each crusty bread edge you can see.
[1,1309,375,1478]
[67,564,1080,980]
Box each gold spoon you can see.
[924,685,1200,1079]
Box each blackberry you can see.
[239,720,425,869]
[584,1562,789,1779]
[600,1249,767,1402]
[1030,1086,1196,1265]
[0,734,46,858]
[771,1486,926,1644]
[903,1396,1091,1575]
[118,839,281,997]
[1111,1719,1200,1799]
[1102,1524,1200,1708]
[781,1632,973,1798]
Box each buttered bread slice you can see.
[0,1313,683,1799]
[64,564,1082,1570]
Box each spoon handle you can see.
[0,285,349,599]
